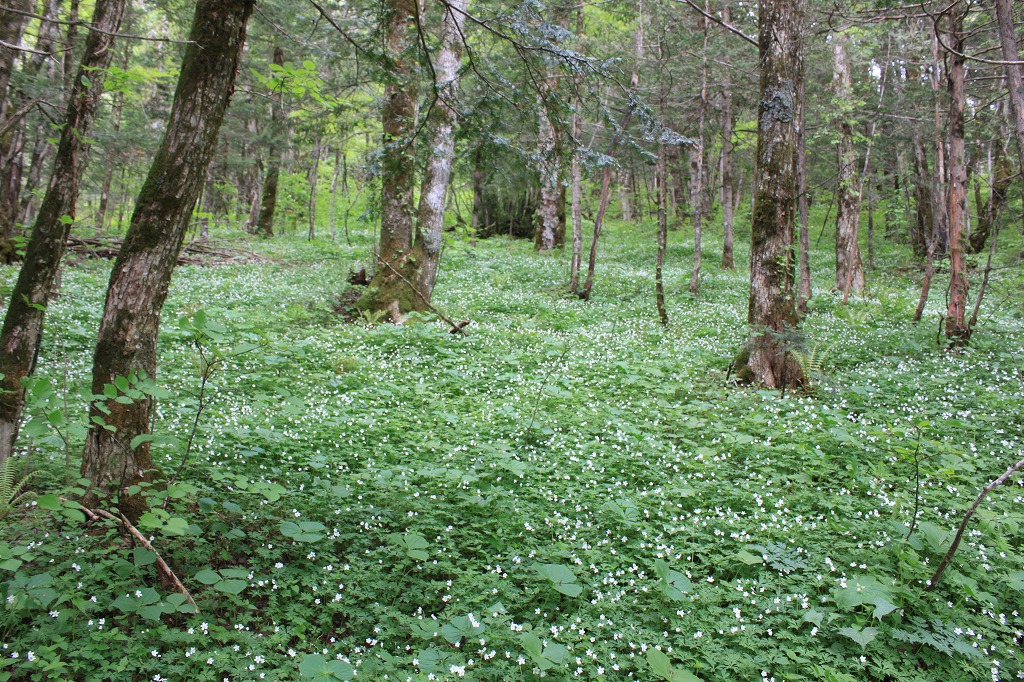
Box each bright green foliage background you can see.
[1,222,1022,681]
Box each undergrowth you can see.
[1,222,1022,681]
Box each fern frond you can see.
[0,458,36,517]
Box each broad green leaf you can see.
[839,626,878,650]
[654,559,692,600]
[298,653,355,680]
[735,550,763,566]
[215,579,249,595]
[36,494,62,511]
[535,563,583,597]
[195,569,220,585]
[647,648,702,682]
[281,520,326,543]
[389,532,430,560]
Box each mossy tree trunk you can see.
[0,0,127,464]
[358,0,418,316]
[81,0,254,520]
[734,0,805,390]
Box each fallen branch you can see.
[87,506,199,612]
[376,257,470,336]
[926,454,1024,591]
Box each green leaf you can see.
[647,648,702,682]
[281,520,326,543]
[130,434,154,449]
[654,559,692,600]
[195,569,221,585]
[36,494,62,511]
[736,550,763,566]
[535,563,583,597]
[388,532,430,560]
[133,548,157,567]
[114,375,130,392]
[298,653,354,680]
[215,579,249,595]
[839,626,878,650]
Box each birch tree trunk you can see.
[734,0,805,389]
[81,0,254,520]
[0,0,127,464]
[409,0,467,305]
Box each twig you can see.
[673,0,758,47]
[926,454,1024,591]
[376,258,469,335]
[88,506,199,611]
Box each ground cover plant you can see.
[1,222,1023,682]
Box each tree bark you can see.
[0,0,62,261]
[578,0,642,301]
[832,34,865,297]
[734,0,805,389]
[358,0,419,314]
[656,140,668,324]
[795,48,811,311]
[719,1,736,271]
[0,0,32,120]
[944,6,969,345]
[81,0,254,520]
[0,0,127,464]
[992,0,1024,181]
[689,3,709,296]
[969,140,1011,254]
[308,141,321,241]
[569,4,584,293]
[255,47,286,238]
[408,0,467,306]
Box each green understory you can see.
[1,220,1022,682]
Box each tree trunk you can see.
[359,0,418,315]
[0,0,62,261]
[733,0,805,390]
[308,142,320,241]
[0,0,127,464]
[656,140,668,324]
[535,94,560,252]
[81,0,254,520]
[569,4,584,293]
[408,0,467,307]
[969,140,1011,254]
[689,3,709,296]
[910,136,933,258]
[720,1,736,271]
[0,0,32,120]
[992,0,1024,181]
[832,34,865,296]
[579,0,642,301]
[255,47,286,238]
[95,87,126,235]
[795,50,811,311]
[944,6,969,345]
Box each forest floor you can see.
[2,219,1023,682]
